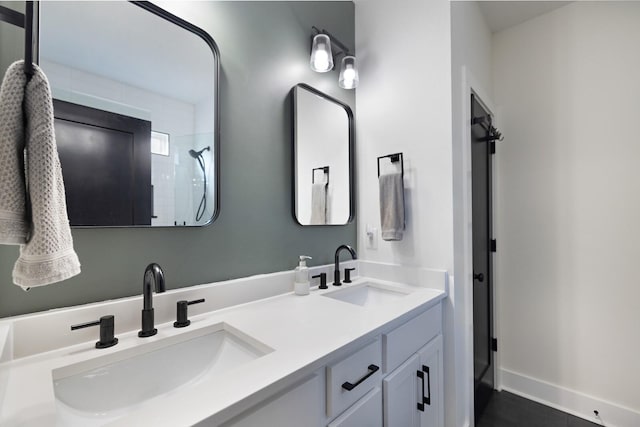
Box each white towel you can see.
[0,61,81,289]
[0,62,29,244]
[379,172,405,241]
[310,182,327,225]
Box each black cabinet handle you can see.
[417,370,425,411]
[416,365,431,411]
[341,364,379,391]
[474,272,484,282]
[423,365,431,406]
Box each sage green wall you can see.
[0,1,356,318]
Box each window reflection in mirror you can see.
[293,84,354,226]
[39,1,219,227]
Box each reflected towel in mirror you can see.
[310,182,327,225]
[379,172,405,241]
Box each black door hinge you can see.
[490,239,497,252]
[491,338,498,352]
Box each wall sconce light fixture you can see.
[338,56,358,89]
[310,33,333,72]
[310,26,358,89]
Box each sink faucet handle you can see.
[344,268,356,283]
[71,315,118,349]
[174,298,205,328]
[312,273,328,289]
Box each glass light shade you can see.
[338,56,359,89]
[310,34,334,72]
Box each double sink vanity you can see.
[0,2,445,426]
[0,261,446,426]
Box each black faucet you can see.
[138,263,166,337]
[333,244,357,286]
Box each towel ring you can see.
[377,153,404,179]
[312,166,329,185]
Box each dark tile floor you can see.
[476,391,600,427]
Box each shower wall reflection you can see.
[151,135,214,226]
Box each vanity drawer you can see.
[327,387,382,427]
[326,338,382,418]
[383,304,441,373]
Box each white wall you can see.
[493,2,640,424]
[354,0,456,423]
[355,0,453,269]
[450,2,493,426]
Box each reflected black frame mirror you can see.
[36,1,220,228]
[291,83,355,226]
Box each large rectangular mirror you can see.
[292,84,354,225]
[39,1,219,227]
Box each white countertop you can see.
[0,277,445,426]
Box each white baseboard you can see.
[499,368,640,427]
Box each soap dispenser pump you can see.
[294,255,312,295]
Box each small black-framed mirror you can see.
[37,1,220,227]
[292,83,354,226]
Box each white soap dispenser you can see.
[294,255,312,295]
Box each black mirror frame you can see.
[291,83,355,226]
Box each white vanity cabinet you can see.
[221,302,442,427]
[383,335,443,427]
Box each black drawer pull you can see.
[341,364,379,391]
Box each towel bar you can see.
[377,152,404,179]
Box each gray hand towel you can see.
[310,182,327,225]
[1,61,81,289]
[379,172,405,241]
[0,62,29,244]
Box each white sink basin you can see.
[322,282,412,307]
[53,323,272,425]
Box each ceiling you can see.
[477,1,573,33]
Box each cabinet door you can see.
[417,335,443,427]
[382,353,420,427]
